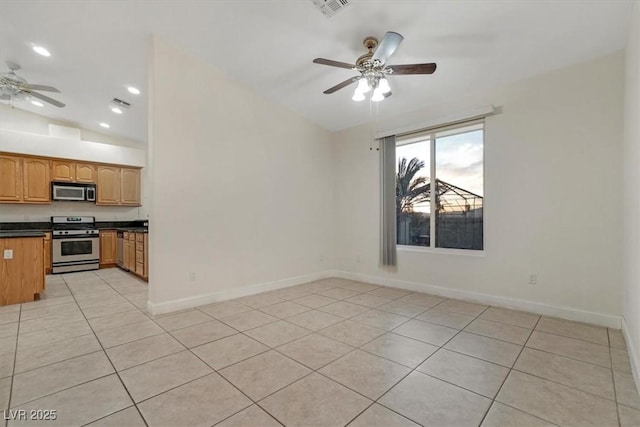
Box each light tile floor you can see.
[1,270,639,426]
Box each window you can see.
[396,121,484,250]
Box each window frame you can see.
[395,119,485,254]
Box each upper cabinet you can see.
[23,158,51,203]
[51,160,96,183]
[121,168,141,206]
[0,154,49,204]
[0,155,22,202]
[51,160,75,182]
[0,152,140,206]
[97,166,122,205]
[75,163,96,183]
[96,166,140,206]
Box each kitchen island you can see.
[0,231,45,305]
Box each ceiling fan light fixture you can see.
[352,90,365,102]
[355,78,370,94]
[111,107,123,114]
[31,100,44,107]
[32,45,51,57]
[371,87,385,102]
[378,77,391,94]
[127,86,140,95]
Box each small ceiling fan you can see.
[0,61,65,107]
[313,31,436,101]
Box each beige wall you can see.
[332,52,625,323]
[148,37,334,311]
[622,1,640,385]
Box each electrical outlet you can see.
[3,249,13,260]
[528,274,537,285]
[189,272,196,282]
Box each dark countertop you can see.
[0,220,148,232]
[0,231,46,238]
[116,227,148,233]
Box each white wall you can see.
[148,37,334,311]
[0,104,142,148]
[0,104,148,221]
[333,52,625,324]
[622,2,640,385]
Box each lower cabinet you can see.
[1,236,44,305]
[44,232,52,274]
[99,230,117,266]
[118,231,148,281]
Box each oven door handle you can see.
[52,235,99,240]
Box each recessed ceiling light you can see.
[111,107,123,114]
[32,45,51,57]
[127,86,140,95]
[100,122,110,128]
[31,100,44,107]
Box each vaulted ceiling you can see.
[0,1,633,143]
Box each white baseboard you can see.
[332,270,622,329]
[148,268,622,330]
[147,270,336,315]
[621,318,640,391]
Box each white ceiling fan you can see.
[0,61,65,107]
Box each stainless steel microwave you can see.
[51,182,96,202]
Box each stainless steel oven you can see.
[51,216,100,273]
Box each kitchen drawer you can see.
[136,250,143,264]
[136,262,144,276]
[136,233,144,242]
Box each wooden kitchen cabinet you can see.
[97,166,141,206]
[126,233,136,272]
[135,232,145,277]
[1,152,141,206]
[23,158,51,203]
[0,154,50,204]
[0,154,22,202]
[44,232,52,274]
[0,236,45,306]
[52,161,96,184]
[96,166,121,205]
[144,234,148,279]
[51,160,75,182]
[75,163,96,183]
[99,230,117,266]
[121,168,141,206]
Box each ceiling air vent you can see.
[112,98,131,109]
[310,0,351,18]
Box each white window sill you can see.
[397,245,486,257]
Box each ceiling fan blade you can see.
[24,83,60,93]
[372,31,404,64]
[323,76,360,94]
[388,63,437,75]
[384,91,392,99]
[29,91,65,107]
[313,58,355,70]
